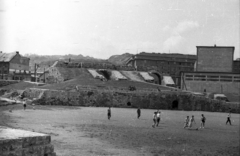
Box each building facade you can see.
[126,52,196,87]
[181,46,239,96]
[0,51,31,80]
[233,59,240,73]
[196,46,234,72]
[181,72,240,94]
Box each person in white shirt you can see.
[156,110,161,126]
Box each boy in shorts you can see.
[156,111,161,126]
[199,114,206,129]
[183,116,189,129]
[152,112,157,128]
[188,115,196,129]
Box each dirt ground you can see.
[0,104,239,156]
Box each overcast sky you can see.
[0,0,239,59]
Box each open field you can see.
[0,104,239,156]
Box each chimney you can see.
[214,44,216,47]
[16,51,19,54]
[69,58,71,62]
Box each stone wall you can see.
[0,126,56,156]
[0,80,19,87]
[23,88,240,113]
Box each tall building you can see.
[0,51,31,80]
[181,45,239,95]
[196,45,234,72]
[126,52,196,87]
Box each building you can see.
[196,45,234,72]
[233,59,240,73]
[181,45,239,96]
[126,52,196,87]
[0,51,31,80]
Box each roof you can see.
[196,46,235,49]
[180,71,240,75]
[0,52,17,62]
[126,52,197,64]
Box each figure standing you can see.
[226,113,231,125]
[23,101,27,110]
[188,115,196,129]
[200,114,206,129]
[156,110,161,126]
[152,112,157,128]
[107,107,111,120]
[183,116,190,129]
[137,107,141,119]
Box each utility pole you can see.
[1,66,3,79]
[44,67,45,83]
[34,63,39,82]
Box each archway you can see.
[127,102,131,106]
[172,100,178,110]
[149,71,162,85]
[98,70,111,80]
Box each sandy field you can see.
[0,104,239,156]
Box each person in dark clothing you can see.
[200,114,206,129]
[137,107,141,119]
[226,113,231,125]
[23,101,27,110]
[107,107,111,120]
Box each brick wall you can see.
[197,47,234,72]
[0,126,56,156]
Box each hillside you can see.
[25,54,106,71]
[108,53,133,65]
[36,69,171,91]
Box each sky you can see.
[0,0,239,59]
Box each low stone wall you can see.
[0,80,19,88]
[0,126,56,156]
[22,88,240,113]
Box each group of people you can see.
[107,107,233,129]
[183,114,206,130]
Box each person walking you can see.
[199,114,206,129]
[107,107,111,120]
[183,116,190,129]
[188,115,196,129]
[137,107,141,119]
[226,113,231,125]
[152,112,157,128]
[23,100,27,110]
[156,110,161,126]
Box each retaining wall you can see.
[0,126,56,156]
[0,80,19,88]
[22,88,240,113]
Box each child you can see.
[107,107,111,120]
[199,114,206,129]
[183,116,189,129]
[137,107,141,119]
[23,101,27,110]
[156,110,161,126]
[188,115,196,129]
[152,112,157,128]
[226,113,231,125]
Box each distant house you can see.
[0,51,31,80]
